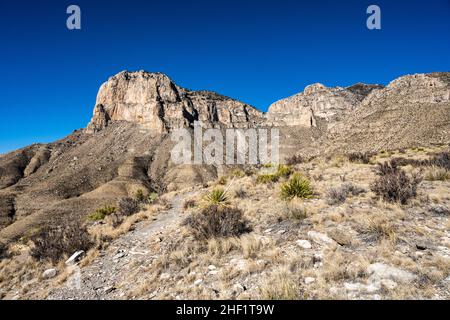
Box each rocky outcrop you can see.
[266,82,383,128]
[87,71,264,133]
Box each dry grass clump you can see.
[283,201,309,221]
[280,173,313,201]
[234,187,247,199]
[30,219,93,263]
[183,205,251,240]
[259,268,300,300]
[256,173,279,184]
[424,166,450,181]
[371,161,422,204]
[326,183,366,205]
[204,188,229,205]
[359,214,397,243]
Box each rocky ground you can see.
[1,147,449,300]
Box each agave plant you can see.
[280,173,313,201]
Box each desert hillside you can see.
[0,71,449,300]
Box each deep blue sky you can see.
[1,0,449,154]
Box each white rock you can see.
[42,268,57,279]
[296,240,312,249]
[307,231,336,246]
[368,263,417,284]
[208,265,217,271]
[304,277,316,285]
[65,250,85,266]
[209,270,219,276]
[160,273,171,280]
[194,279,203,285]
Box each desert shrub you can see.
[117,197,140,217]
[424,166,450,181]
[30,219,93,263]
[326,183,366,205]
[204,188,229,205]
[347,152,374,164]
[371,161,422,204]
[276,164,293,178]
[285,154,304,166]
[183,199,197,210]
[88,205,116,221]
[256,174,279,184]
[280,173,313,200]
[134,189,146,202]
[0,242,8,260]
[183,205,251,240]
[429,152,450,169]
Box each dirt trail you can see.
[47,191,195,300]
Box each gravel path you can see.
[47,191,194,300]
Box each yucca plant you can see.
[204,188,229,205]
[280,173,313,200]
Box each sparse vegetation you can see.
[183,199,197,210]
[371,161,422,204]
[234,187,247,198]
[218,176,228,185]
[283,203,309,220]
[285,154,304,166]
[259,268,300,300]
[0,242,8,260]
[204,188,229,205]
[347,152,374,164]
[276,164,293,178]
[88,205,117,221]
[147,192,159,204]
[30,219,93,263]
[256,173,279,184]
[424,166,450,181]
[183,205,251,240]
[280,173,313,200]
[326,183,366,205]
[134,189,146,202]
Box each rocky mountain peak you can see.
[87,71,264,134]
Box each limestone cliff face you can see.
[266,82,383,128]
[87,71,264,133]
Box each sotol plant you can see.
[280,173,313,200]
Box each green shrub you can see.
[147,192,159,204]
[88,205,116,221]
[280,173,313,200]
[204,188,229,205]
[182,205,251,240]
